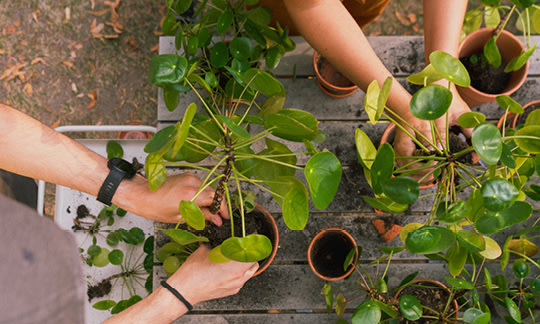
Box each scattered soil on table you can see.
[87,278,112,301]
[397,281,457,324]
[460,54,510,94]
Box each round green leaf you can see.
[159,228,209,245]
[363,195,408,213]
[253,138,296,181]
[514,125,540,153]
[525,109,540,126]
[210,41,229,68]
[355,128,377,170]
[88,245,101,257]
[458,112,486,128]
[376,278,388,294]
[106,233,119,247]
[163,255,182,276]
[265,45,284,70]
[92,247,110,267]
[410,84,452,120]
[93,300,116,310]
[430,50,471,87]
[352,300,381,324]
[264,109,318,142]
[149,54,188,87]
[108,249,124,265]
[437,200,470,224]
[220,234,273,262]
[106,141,124,159]
[456,229,486,253]
[129,227,145,244]
[216,10,233,34]
[399,294,422,321]
[445,276,474,289]
[472,122,502,165]
[481,178,519,211]
[282,184,309,230]
[371,143,394,195]
[478,236,501,260]
[243,68,285,97]
[405,226,455,254]
[464,308,491,324]
[406,64,443,85]
[382,176,419,205]
[512,259,529,278]
[229,37,253,62]
[175,0,192,14]
[505,297,521,323]
[208,245,231,264]
[530,279,540,292]
[156,242,186,262]
[446,242,468,276]
[305,152,342,209]
[144,125,175,153]
[476,201,533,234]
[496,95,524,114]
[484,37,501,68]
[179,200,205,230]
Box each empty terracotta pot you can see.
[307,228,358,281]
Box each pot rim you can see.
[307,228,358,281]
[253,204,279,276]
[312,51,358,93]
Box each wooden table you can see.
[155,36,540,324]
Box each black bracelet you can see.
[160,280,194,311]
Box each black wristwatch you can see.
[97,158,137,206]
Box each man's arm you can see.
[0,104,227,224]
[103,245,259,324]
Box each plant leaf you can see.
[351,300,381,324]
[382,176,419,205]
[355,128,377,170]
[514,125,540,153]
[430,50,471,87]
[483,37,501,68]
[244,68,285,97]
[399,295,422,321]
[481,178,519,211]
[410,84,452,120]
[149,54,188,86]
[407,64,443,85]
[405,226,455,254]
[472,122,502,165]
[158,228,209,245]
[171,103,197,156]
[496,95,524,114]
[363,195,408,213]
[371,143,394,194]
[179,200,205,230]
[505,44,536,72]
[106,141,124,159]
[264,109,318,142]
[282,184,309,230]
[305,152,342,209]
[458,112,486,128]
[220,234,273,262]
[475,201,533,234]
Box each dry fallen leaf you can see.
[50,119,61,129]
[62,60,74,68]
[408,13,417,24]
[150,43,159,52]
[63,7,71,24]
[24,83,32,96]
[395,10,411,26]
[88,9,109,17]
[87,90,97,109]
[71,82,78,93]
[31,57,47,65]
[32,10,41,23]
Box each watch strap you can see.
[97,168,128,206]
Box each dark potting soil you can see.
[515,104,540,127]
[397,281,456,324]
[309,231,355,278]
[460,55,510,94]
[87,278,112,301]
[412,127,473,165]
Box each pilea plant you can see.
[147,1,342,264]
[73,140,154,314]
[355,50,540,278]
[461,0,537,72]
[159,0,296,111]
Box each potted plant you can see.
[159,0,297,112]
[320,246,473,323]
[313,51,358,98]
[457,0,537,107]
[147,0,343,272]
[354,50,539,280]
[307,228,359,281]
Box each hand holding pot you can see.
[167,244,259,305]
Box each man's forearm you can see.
[0,104,147,212]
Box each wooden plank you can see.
[173,313,347,324]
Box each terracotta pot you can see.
[307,228,358,281]
[457,28,529,108]
[379,123,438,190]
[497,99,540,131]
[394,279,460,321]
[313,51,358,98]
[253,204,279,276]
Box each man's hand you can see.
[116,172,229,225]
[167,245,259,305]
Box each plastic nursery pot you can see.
[380,123,438,190]
[307,228,358,281]
[394,279,460,321]
[252,204,279,277]
[313,51,358,98]
[457,28,529,108]
[497,99,540,130]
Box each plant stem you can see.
[493,5,515,39]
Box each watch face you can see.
[109,158,136,177]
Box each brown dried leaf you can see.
[63,7,71,24]
[395,10,411,26]
[31,58,46,65]
[150,44,159,52]
[24,83,32,96]
[88,9,109,16]
[91,22,104,34]
[32,10,41,23]
[408,13,417,24]
[50,119,61,129]
[62,60,74,68]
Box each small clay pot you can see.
[456,28,528,108]
[252,204,279,276]
[307,228,358,281]
[313,51,358,98]
[394,279,460,323]
[497,99,540,131]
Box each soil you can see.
[412,126,473,165]
[309,230,355,278]
[87,278,112,301]
[397,281,457,324]
[460,54,510,94]
[515,103,540,127]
